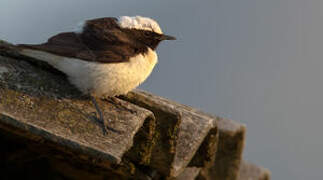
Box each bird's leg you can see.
[107,96,137,114]
[91,96,108,135]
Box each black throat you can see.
[120,28,162,52]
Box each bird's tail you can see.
[0,40,62,72]
[17,46,61,67]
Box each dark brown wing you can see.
[18,17,142,63]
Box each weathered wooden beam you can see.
[0,39,270,180]
[134,94,244,179]
[121,90,218,178]
[120,91,182,177]
[238,160,271,180]
[0,128,152,180]
[0,52,156,177]
[188,119,218,168]
[176,167,201,180]
[197,115,246,180]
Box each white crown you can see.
[118,16,163,34]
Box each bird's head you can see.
[118,16,176,50]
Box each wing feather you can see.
[18,17,143,63]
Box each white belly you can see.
[20,48,158,97]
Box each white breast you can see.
[20,48,158,97]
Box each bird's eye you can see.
[144,31,151,37]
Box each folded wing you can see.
[18,17,139,63]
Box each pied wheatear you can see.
[17,16,176,134]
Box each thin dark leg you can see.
[91,96,107,135]
[107,97,136,114]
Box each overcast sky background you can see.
[1,0,323,179]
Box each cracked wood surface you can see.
[238,160,271,180]
[0,53,156,176]
[0,40,270,180]
[121,90,218,177]
[196,115,246,180]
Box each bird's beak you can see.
[158,34,176,41]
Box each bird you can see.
[17,16,176,134]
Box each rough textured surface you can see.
[0,52,156,175]
[189,122,219,168]
[176,167,201,180]
[121,90,218,177]
[212,117,246,180]
[0,40,270,180]
[120,90,183,177]
[238,161,271,180]
[197,115,246,180]
[0,128,152,180]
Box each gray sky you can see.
[1,0,323,179]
